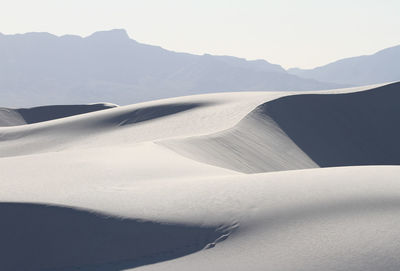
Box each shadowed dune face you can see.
[0,103,116,127]
[263,81,400,167]
[0,203,228,271]
[13,102,206,127]
[0,102,207,128]
[162,82,400,173]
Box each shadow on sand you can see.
[162,82,400,173]
[0,202,228,271]
[109,102,208,127]
[262,82,400,167]
[16,103,116,125]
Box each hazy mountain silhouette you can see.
[288,45,400,85]
[0,29,342,107]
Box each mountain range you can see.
[288,45,400,85]
[0,29,398,107]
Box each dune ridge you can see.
[161,82,400,173]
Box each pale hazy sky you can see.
[1,0,399,69]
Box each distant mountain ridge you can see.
[288,45,400,85]
[0,29,341,107]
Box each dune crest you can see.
[161,82,400,173]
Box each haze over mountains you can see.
[0,29,341,107]
[0,28,399,107]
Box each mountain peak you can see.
[87,29,130,41]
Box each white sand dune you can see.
[1,82,399,270]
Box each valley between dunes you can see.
[1,82,400,271]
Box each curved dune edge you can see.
[0,84,383,158]
[160,82,400,173]
[128,166,400,271]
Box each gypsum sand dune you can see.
[0,84,380,158]
[161,81,400,173]
[1,83,400,270]
[0,101,211,157]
